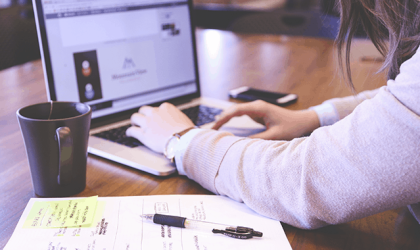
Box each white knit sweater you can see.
[175,47,420,229]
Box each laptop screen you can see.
[34,0,199,119]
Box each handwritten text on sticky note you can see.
[23,196,98,228]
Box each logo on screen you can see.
[123,58,136,69]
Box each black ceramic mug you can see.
[17,102,91,197]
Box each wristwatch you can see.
[164,126,197,162]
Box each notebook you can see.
[32,0,265,176]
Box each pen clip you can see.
[212,226,263,239]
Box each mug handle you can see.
[56,127,73,185]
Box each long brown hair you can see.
[336,0,420,91]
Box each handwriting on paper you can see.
[23,196,98,228]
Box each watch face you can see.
[165,136,179,160]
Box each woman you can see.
[126,0,420,229]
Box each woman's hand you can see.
[126,102,195,153]
[212,100,320,140]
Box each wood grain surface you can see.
[1,28,419,249]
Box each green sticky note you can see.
[81,200,106,229]
[23,196,99,228]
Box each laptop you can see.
[32,0,265,176]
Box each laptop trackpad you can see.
[207,115,266,137]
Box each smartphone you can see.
[229,86,298,106]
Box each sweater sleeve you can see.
[177,47,420,229]
[181,87,420,229]
[310,88,380,126]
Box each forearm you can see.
[179,88,420,229]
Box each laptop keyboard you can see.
[93,124,143,148]
[93,105,223,148]
[181,105,223,127]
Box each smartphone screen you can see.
[229,87,298,106]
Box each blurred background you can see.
[0,0,39,70]
[0,0,340,71]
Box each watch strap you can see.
[176,126,198,138]
[164,126,198,162]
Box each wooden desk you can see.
[1,29,419,249]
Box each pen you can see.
[140,214,263,239]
